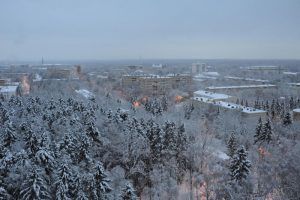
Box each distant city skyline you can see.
[0,0,300,61]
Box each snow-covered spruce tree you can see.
[245,100,249,107]
[176,124,188,156]
[54,164,73,200]
[55,182,71,200]
[85,120,101,143]
[120,182,137,200]
[1,121,16,148]
[254,117,263,145]
[24,130,39,156]
[161,96,168,112]
[0,106,9,125]
[75,190,89,200]
[275,100,281,115]
[282,112,292,126]
[227,131,237,158]
[144,98,163,116]
[255,118,273,145]
[58,132,77,158]
[163,121,177,155]
[35,133,55,173]
[0,172,11,200]
[229,146,251,183]
[146,119,163,164]
[0,186,10,200]
[152,98,162,116]
[75,134,92,164]
[184,103,194,120]
[175,124,188,183]
[254,99,259,109]
[90,162,112,199]
[19,169,50,200]
[261,119,273,144]
[289,96,295,110]
[69,173,90,200]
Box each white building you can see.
[206,84,277,92]
[192,96,266,119]
[75,89,95,99]
[224,76,269,83]
[288,83,300,88]
[193,90,232,101]
[0,85,18,99]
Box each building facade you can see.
[122,74,192,96]
[191,63,207,74]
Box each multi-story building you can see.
[45,64,82,79]
[240,66,286,77]
[122,74,192,96]
[0,79,10,86]
[47,68,72,79]
[191,63,207,74]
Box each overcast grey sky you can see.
[0,0,299,61]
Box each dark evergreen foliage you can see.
[283,112,292,126]
[227,131,237,158]
[120,183,137,200]
[229,146,251,182]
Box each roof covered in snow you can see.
[202,71,219,76]
[206,84,276,90]
[75,89,94,99]
[124,73,189,79]
[194,90,231,100]
[288,83,300,87]
[241,66,281,70]
[293,109,300,113]
[224,76,269,83]
[0,86,18,93]
[33,74,42,82]
[283,72,298,75]
[192,97,266,114]
[193,74,217,80]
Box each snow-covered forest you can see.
[1,61,300,200]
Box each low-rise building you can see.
[293,109,300,121]
[193,90,233,101]
[191,96,266,120]
[241,66,285,71]
[193,72,219,82]
[75,89,94,99]
[288,83,300,88]
[206,84,277,92]
[0,79,11,86]
[0,85,18,99]
[224,76,269,83]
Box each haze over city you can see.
[1,0,300,61]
